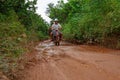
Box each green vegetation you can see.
[0,0,120,79]
[0,0,48,77]
[47,0,120,49]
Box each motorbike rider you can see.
[50,18,62,41]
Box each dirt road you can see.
[21,40,120,80]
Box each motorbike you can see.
[52,30,60,46]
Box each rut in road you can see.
[21,40,120,80]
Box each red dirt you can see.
[20,40,120,80]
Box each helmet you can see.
[54,18,59,22]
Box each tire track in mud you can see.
[54,56,116,80]
[59,46,120,80]
[22,40,120,80]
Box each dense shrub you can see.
[47,0,120,49]
[0,0,48,76]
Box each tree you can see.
[47,0,120,48]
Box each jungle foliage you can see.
[47,0,120,49]
[0,0,48,76]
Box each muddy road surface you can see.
[21,40,120,80]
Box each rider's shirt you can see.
[51,23,61,30]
